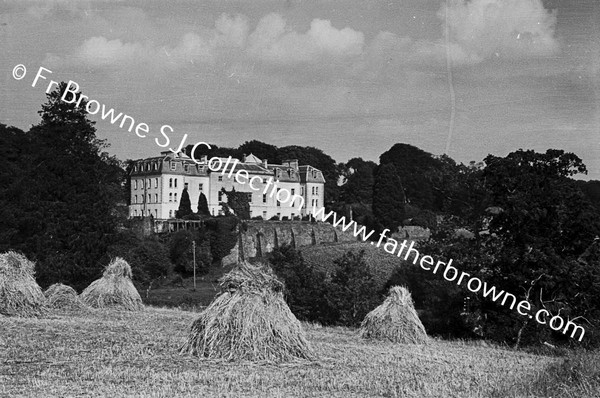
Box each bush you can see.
[269,215,280,221]
[410,209,437,230]
[168,229,212,275]
[384,262,469,338]
[105,231,173,290]
[327,250,381,326]
[269,244,334,324]
[205,216,238,262]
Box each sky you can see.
[2,0,599,179]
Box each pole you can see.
[192,240,196,291]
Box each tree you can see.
[326,250,380,326]
[176,187,193,218]
[197,192,210,216]
[379,144,442,211]
[277,145,342,206]
[1,82,125,290]
[221,187,251,220]
[238,140,281,163]
[269,244,332,323]
[372,163,406,231]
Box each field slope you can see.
[0,307,567,398]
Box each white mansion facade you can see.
[128,151,326,220]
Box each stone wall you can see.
[223,220,359,264]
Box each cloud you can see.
[440,0,559,62]
[76,36,149,66]
[48,12,362,70]
[248,13,365,64]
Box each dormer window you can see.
[184,164,190,173]
[170,163,176,171]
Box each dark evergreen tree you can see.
[372,163,406,231]
[197,192,210,216]
[176,187,193,218]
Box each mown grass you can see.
[1,306,587,398]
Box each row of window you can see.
[134,178,208,192]
[132,193,178,204]
[134,163,158,172]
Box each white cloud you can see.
[440,0,559,62]
[247,13,365,64]
[50,12,363,69]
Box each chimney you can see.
[263,159,268,168]
[201,155,208,163]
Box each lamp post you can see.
[192,240,197,291]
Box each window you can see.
[170,163,176,171]
[169,210,173,218]
[301,187,304,195]
[218,176,223,182]
[277,190,281,207]
[277,212,281,219]
[133,180,137,190]
[169,193,172,202]
[132,195,136,204]
[184,182,189,189]
[148,194,151,203]
[263,179,267,184]
[146,164,150,171]
[174,193,178,202]
[218,191,223,202]
[312,187,315,195]
[291,188,295,195]
[134,209,138,216]
[184,164,189,173]
[169,178,173,188]
[199,183,203,192]
[133,165,137,172]
[154,178,158,188]
[315,187,319,195]
[262,194,267,203]
[153,163,157,171]
[262,211,267,218]
[154,194,158,203]
[174,179,178,188]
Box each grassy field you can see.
[2,306,597,398]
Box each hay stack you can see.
[45,283,88,311]
[0,251,46,317]
[180,261,314,362]
[80,257,143,311]
[360,286,428,344]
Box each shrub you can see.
[269,244,333,324]
[327,250,380,326]
[169,230,212,275]
[106,231,173,289]
[205,216,238,262]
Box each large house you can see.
[128,151,325,220]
